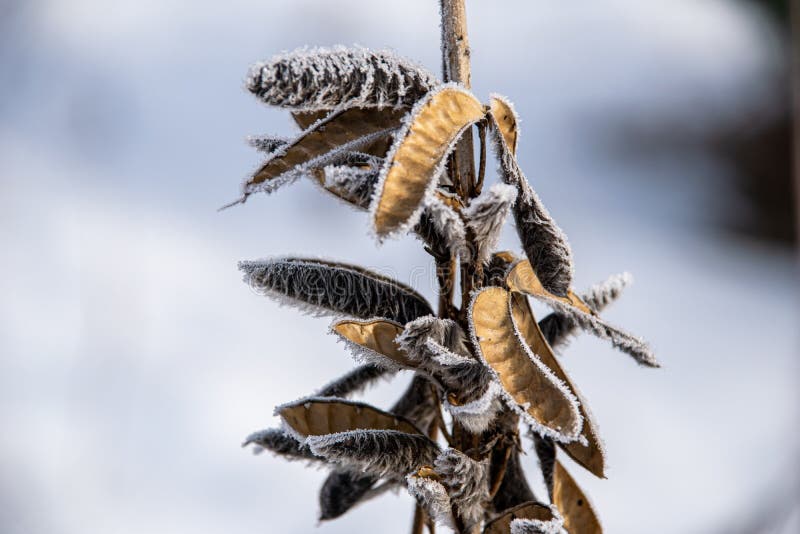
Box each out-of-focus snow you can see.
[1,1,797,533]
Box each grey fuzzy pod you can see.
[242,428,319,462]
[308,430,440,479]
[315,364,389,398]
[246,46,439,111]
[319,470,380,521]
[435,449,490,528]
[239,257,433,324]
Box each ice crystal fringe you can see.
[510,507,565,534]
[406,475,456,529]
[434,449,490,528]
[464,183,517,264]
[241,428,320,462]
[315,364,389,398]
[246,134,289,154]
[330,320,410,372]
[488,114,573,297]
[539,272,632,349]
[246,46,439,112]
[307,430,440,479]
[239,258,432,324]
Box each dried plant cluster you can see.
[232,36,657,534]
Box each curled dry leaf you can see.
[239,257,433,324]
[469,287,583,442]
[506,260,659,367]
[510,293,606,478]
[553,461,602,534]
[278,398,422,438]
[244,107,402,198]
[483,502,558,534]
[371,84,487,238]
[331,318,415,369]
[488,95,574,297]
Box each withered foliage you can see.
[232,30,656,534]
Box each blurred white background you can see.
[1,0,798,532]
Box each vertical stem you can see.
[791,1,800,246]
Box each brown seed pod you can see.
[506,260,659,368]
[469,287,582,442]
[244,107,402,198]
[278,398,422,437]
[553,461,603,534]
[371,84,487,238]
[509,293,606,478]
[293,110,398,158]
[332,318,416,369]
[483,501,558,534]
[489,95,519,155]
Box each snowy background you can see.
[1,0,798,533]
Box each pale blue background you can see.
[1,1,798,532]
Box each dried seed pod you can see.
[246,134,289,154]
[406,471,456,529]
[489,94,519,154]
[241,428,318,462]
[553,461,602,534]
[510,293,606,478]
[310,429,440,479]
[435,449,490,529]
[243,107,403,199]
[506,260,658,367]
[483,502,560,534]
[538,272,632,349]
[315,364,389,399]
[469,287,583,442]
[319,470,383,521]
[294,110,394,158]
[331,318,415,370]
[246,46,439,111]
[488,95,573,297]
[371,84,487,238]
[278,397,422,438]
[239,257,433,324]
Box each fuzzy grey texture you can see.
[464,183,517,264]
[435,449,490,528]
[241,428,319,462]
[538,272,632,349]
[246,134,289,154]
[396,317,493,405]
[315,364,389,398]
[246,46,439,111]
[532,434,556,498]
[308,430,440,479]
[509,509,565,534]
[487,114,574,297]
[484,251,519,287]
[319,470,380,521]
[406,475,455,529]
[423,197,468,258]
[239,257,432,324]
[323,164,379,209]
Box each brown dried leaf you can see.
[510,294,605,478]
[278,398,422,438]
[332,318,416,369]
[245,107,402,195]
[489,96,519,155]
[372,85,487,237]
[470,287,582,442]
[293,110,400,157]
[553,461,603,534]
[483,502,556,534]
